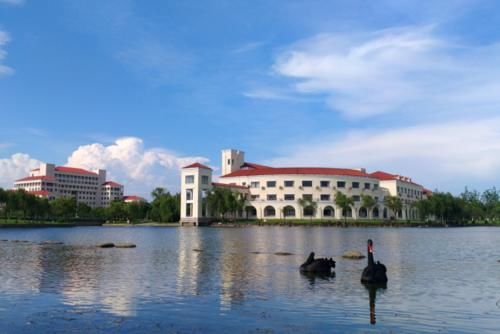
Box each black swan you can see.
[361,239,388,284]
[300,252,336,274]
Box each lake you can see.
[0,226,499,333]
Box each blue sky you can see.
[1,0,500,197]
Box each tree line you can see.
[0,187,180,223]
[415,187,500,224]
[1,186,499,224]
[204,187,500,224]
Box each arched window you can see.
[323,206,335,217]
[264,206,276,217]
[245,206,257,218]
[372,207,379,218]
[283,206,295,217]
[342,207,353,218]
[303,206,315,217]
[359,207,368,218]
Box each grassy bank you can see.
[210,219,500,227]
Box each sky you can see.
[1,0,500,198]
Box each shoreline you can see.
[1,220,499,228]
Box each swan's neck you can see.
[368,247,375,266]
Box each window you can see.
[320,194,330,201]
[320,181,330,187]
[186,203,193,217]
[250,181,260,188]
[352,182,360,189]
[284,194,295,201]
[185,175,194,184]
[302,180,312,187]
[267,194,277,201]
[337,181,346,188]
[374,184,379,190]
[364,183,370,189]
[186,189,193,201]
[251,195,260,200]
[284,180,294,187]
[302,194,313,201]
[201,175,209,185]
[266,181,276,188]
[352,195,360,202]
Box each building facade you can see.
[180,149,426,225]
[14,163,124,208]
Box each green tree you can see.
[461,187,484,221]
[150,189,180,222]
[76,203,92,218]
[126,201,150,221]
[482,187,499,220]
[297,197,317,220]
[361,194,376,219]
[335,191,354,224]
[384,196,402,219]
[107,199,127,221]
[50,197,77,220]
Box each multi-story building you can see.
[180,149,426,225]
[14,163,124,208]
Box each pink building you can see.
[14,163,124,208]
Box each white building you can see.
[14,163,124,208]
[180,149,426,225]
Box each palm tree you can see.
[384,196,403,220]
[335,191,354,225]
[297,197,317,220]
[361,194,376,219]
[151,187,166,201]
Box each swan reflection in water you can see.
[363,283,387,325]
[300,271,336,286]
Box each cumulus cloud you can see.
[267,26,500,119]
[0,153,43,188]
[0,30,14,76]
[66,137,209,198]
[269,118,500,193]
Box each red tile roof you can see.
[212,182,249,190]
[240,162,271,170]
[370,171,421,186]
[55,166,97,175]
[102,181,122,187]
[15,176,55,182]
[28,190,50,197]
[182,162,212,170]
[123,195,146,202]
[221,167,376,178]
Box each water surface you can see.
[0,226,499,333]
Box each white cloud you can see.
[269,26,500,119]
[66,137,209,198]
[269,118,500,193]
[0,0,24,5]
[0,30,14,76]
[0,153,42,189]
[115,40,196,84]
[231,41,265,54]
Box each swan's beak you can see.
[368,245,373,253]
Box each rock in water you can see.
[115,243,136,248]
[99,243,115,248]
[40,241,64,245]
[342,250,366,259]
[274,252,293,256]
